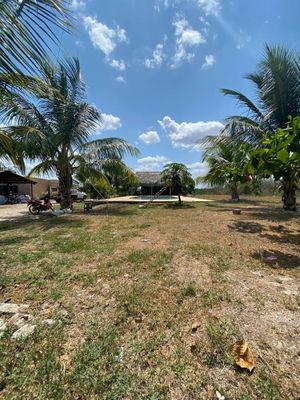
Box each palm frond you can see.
[258,44,300,127]
[28,160,57,176]
[219,44,300,150]
[82,138,140,161]
[221,116,267,145]
[245,72,264,90]
[220,88,265,121]
[0,127,26,171]
[0,0,73,75]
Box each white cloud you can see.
[201,54,216,69]
[187,161,208,177]
[110,59,126,71]
[137,155,170,171]
[236,30,252,50]
[154,0,222,16]
[145,40,166,69]
[199,16,210,37]
[171,17,206,68]
[83,16,127,57]
[158,116,224,150]
[138,131,161,144]
[154,0,171,12]
[99,113,122,131]
[70,0,86,11]
[197,0,222,16]
[199,16,210,26]
[115,76,126,84]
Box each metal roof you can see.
[0,170,37,185]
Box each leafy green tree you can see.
[0,58,139,208]
[76,160,138,198]
[249,117,300,210]
[76,167,113,199]
[103,164,138,196]
[220,45,300,145]
[161,163,195,205]
[198,140,252,201]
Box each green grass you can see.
[0,324,66,399]
[204,317,237,367]
[68,322,135,399]
[126,249,172,268]
[188,243,222,258]
[200,287,232,307]
[253,369,287,400]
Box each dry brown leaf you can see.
[232,340,255,372]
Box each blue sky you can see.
[60,0,299,178]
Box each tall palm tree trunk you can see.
[282,180,297,211]
[230,182,240,201]
[58,167,73,209]
[177,192,182,205]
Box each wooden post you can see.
[30,183,33,199]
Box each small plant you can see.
[200,288,231,307]
[204,318,237,366]
[177,282,197,304]
[254,369,284,400]
[126,249,172,271]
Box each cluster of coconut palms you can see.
[199,45,300,210]
[0,1,138,208]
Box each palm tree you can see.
[197,140,251,201]
[0,0,72,168]
[220,45,300,145]
[0,58,139,209]
[0,0,72,75]
[214,44,300,208]
[161,163,195,205]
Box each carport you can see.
[0,170,36,199]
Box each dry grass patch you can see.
[0,197,299,399]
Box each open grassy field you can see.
[0,196,299,399]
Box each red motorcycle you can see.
[27,198,54,215]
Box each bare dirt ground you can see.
[0,204,28,221]
[0,195,299,399]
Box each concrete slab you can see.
[87,195,213,205]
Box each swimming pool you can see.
[131,195,177,200]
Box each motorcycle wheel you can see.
[29,205,40,215]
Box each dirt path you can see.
[0,204,29,221]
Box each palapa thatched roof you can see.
[136,171,163,186]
